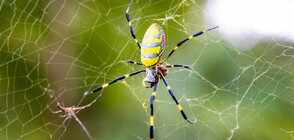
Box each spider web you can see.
[0,0,294,140]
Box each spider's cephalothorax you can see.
[141,23,165,67]
[144,66,169,88]
[145,67,158,83]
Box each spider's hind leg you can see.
[159,72,197,124]
[149,80,160,140]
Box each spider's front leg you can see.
[159,26,219,64]
[126,0,141,49]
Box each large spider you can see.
[52,0,218,139]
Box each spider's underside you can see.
[143,66,165,87]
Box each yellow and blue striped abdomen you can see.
[141,23,165,67]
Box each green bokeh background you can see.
[0,0,293,140]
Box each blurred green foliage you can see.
[0,0,293,140]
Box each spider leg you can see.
[150,80,160,140]
[47,103,63,114]
[126,0,141,49]
[159,72,197,124]
[85,69,146,96]
[76,69,145,112]
[56,102,66,112]
[160,64,192,70]
[73,92,103,114]
[71,111,93,140]
[159,26,219,64]
[127,60,143,65]
[142,78,154,88]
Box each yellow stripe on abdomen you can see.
[143,37,162,44]
[141,46,161,54]
[141,56,159,67]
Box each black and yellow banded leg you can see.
[85,69,146,96]
[126,0,141,49]
[127,60,143,65]
[150,80,160,140]
[161,64,192,70]
[75,69,146,112]
[159,72,197,124]
[160,26,219,64]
